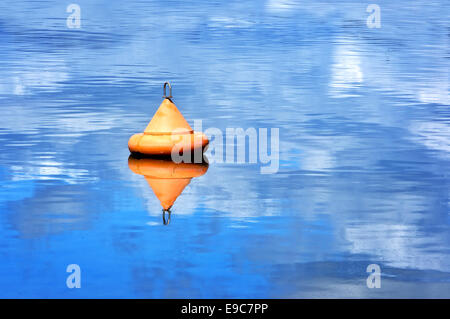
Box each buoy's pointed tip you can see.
[144,98,193,134]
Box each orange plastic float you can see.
[128,82,209,156]
[128,155,208,224]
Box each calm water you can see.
[0,0,449,298]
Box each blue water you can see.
[0,0,449,298]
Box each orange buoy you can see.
[128,155,208,213]
[128,82,209,156]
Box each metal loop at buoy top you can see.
[163,82,172,99]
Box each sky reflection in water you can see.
[0,0,449,298]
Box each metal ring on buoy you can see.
[163,82,172,99]
[162,209,171,225]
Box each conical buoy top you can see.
[144,98,193,135]
[144,82,192,135]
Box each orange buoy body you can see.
[128,83,209,156]
[128,156,208,210]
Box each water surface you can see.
[0,0,449,298]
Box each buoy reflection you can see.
[128,155,208,225]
